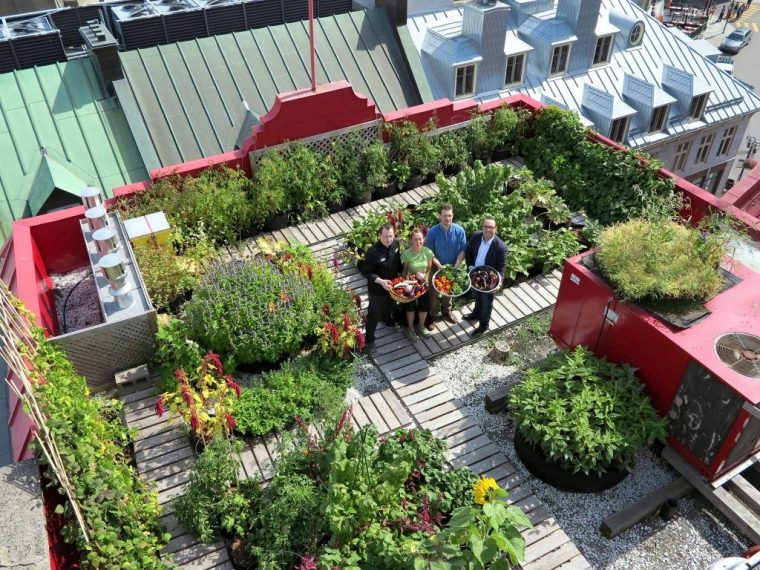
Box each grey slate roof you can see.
[115,9,420,170]
[406,0,760,148]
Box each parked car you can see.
[720,28,752,53]
[715,55,735,76]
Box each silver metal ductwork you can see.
[80,186,104,210]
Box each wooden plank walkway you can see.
[119,178,589,569]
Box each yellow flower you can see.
[473,476,499,505]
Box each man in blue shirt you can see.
[424,203,467,328]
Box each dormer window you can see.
[505,53,526,86]
[648,105,669,133]
[550,44,571,75]
[689,93,709,120]
[455,64,476,98]
[609,116,630,143]
[593,35,614,65]
[629,22,644,46]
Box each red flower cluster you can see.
[225,375,242,398]
[298,556,318,570]
[155,394,166,417]
[202,352,224,377]
[225,413,237,432]
[324,322,340,344]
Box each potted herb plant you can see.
[436,130,470,175]
[508,346,667,492]
[465,110,496,164]
[489,105,520,161]
[332,132,373,206]
[252,153,289,231]
[364,138,394,199]
[282,142,327,222]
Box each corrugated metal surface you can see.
[115,8,421,169]
[0,58,149,243]
[407,0,760,147]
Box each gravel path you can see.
[430,327,751,570]
[346,356,390,403]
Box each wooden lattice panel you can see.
[52,312,158,392]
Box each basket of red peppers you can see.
[469,266,502,293]
[388,273,428,303]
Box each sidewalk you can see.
[703,3,739,39]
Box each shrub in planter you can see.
[174,437,261,544]
[342,206,417,261]
[252,153,289,226]
[489,105,520,159]
[233,355,354,437]
[597,219,725,302]
[184,258,318,366]
[331,132,367,206]
[116,166,254,246]
[156,352,241,447]
[364,138,393,197]
[435,129,470,174]
[153,315,203,392]
[508,346,667,476]
[387,119,441,184]
[282,142,331,222]
[466,110,498,163]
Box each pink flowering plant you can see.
[156,351,241,446]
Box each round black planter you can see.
[403,175,423,191]
[513,430,629,493]
[327,199,346,214]
[349,189,373,206]
[263,212,288,231]
[372,181,397,199]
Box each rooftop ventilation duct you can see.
[92,227,120,258]
[85,206,108,232]
[80,186,103,210]
[99,253,134,310]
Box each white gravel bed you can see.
[430,336,750,570]
[346,356,390,403]
[51,267,102,334]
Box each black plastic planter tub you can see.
[514,430,629,493]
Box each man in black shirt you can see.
[358,223,402,348]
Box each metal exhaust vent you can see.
[715,333,760,379]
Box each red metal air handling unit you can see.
[549,251,760,482]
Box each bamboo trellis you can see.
[0,281,90,543]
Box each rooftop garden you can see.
[4,96,756,569]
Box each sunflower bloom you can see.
[473,477,499,505]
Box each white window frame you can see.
[695,133,714,164]
[504,53,526,86]
[648,105,669,133]
[674,140,692,171]
[550,43,572,76]
[609,116,630,143]
[592,35,614,66]
[689,93,709,121]
[454,64,477,99]
[717,125,737,156]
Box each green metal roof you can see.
[115,9,421,170]
[0,58,149,242]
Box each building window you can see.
[609,116,630,143]
[593,35,613,65]
[695,133,714,163]
[629,22,645,46]
[649,105,669,133]
[674,140,691,171]
[717,125,737,156]
[505,54,525,86]
[689,93,709,120]
[550,44,571,75]
[703,168,723,194]
[455,65,476,98]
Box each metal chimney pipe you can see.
[85,206,109,232]
[80,186,103,210]
[99,253,127,289]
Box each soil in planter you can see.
[52,266,103,335]
[229,536,256,569]
[235,355,289,376]
[372,182,396,200]
[514,430,629,493]
[403,175,423,190]
[264,213,289,231]
[349,189,373,206]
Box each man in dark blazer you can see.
[464,216,508,337]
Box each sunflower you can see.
[473,476,499,505]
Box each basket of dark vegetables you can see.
[470,266,502,293]
[389,273,429,303]
[432,266,471,298]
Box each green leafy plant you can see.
[332,131,371,201]
[153,315,203,392]
[387,119,441,180]
[597,218,725,302]
[184,257,318,366]
[416,477,531,569]
[489,105,520,158]
[233,355,354,437]
[26,328,169,569]
[342,205,417,261]
[174,437,261,543]
[282,142,331,222]
[436,130,470,174]
[251,153,288,222]
[520,106,676,225]
[116,166,254,246]
[364,138,391,190]
[156,352,241,446]
[508,346,668,474]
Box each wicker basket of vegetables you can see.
[432,266,471,298]
[389,275,428,303]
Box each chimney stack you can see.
[79,20,122,97]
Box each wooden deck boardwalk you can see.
[120,177,590,569]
